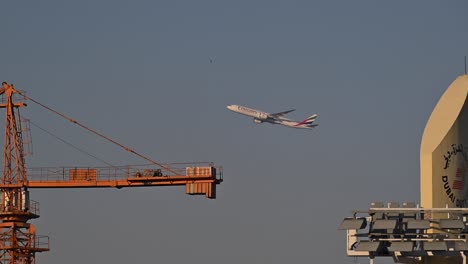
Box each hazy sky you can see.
[1,1,468,263]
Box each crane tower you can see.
[0,81,46,264]
[0,82,223,264]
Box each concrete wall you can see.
[421,75,468,208]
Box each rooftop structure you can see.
[340,202,468,263]
[340,75,468,264]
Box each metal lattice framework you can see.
[339,202,468,264]
[0,82,48,264]
[0,82,223,264]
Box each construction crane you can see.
[0,81,223,264]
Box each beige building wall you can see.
[421,75,468,208]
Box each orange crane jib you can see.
[19,165,223,199]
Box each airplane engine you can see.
[253,118,263,124]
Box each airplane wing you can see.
[270,109,295,118]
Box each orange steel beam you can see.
[18,165,223,198]
[22,177,221,199]
[25,177,220,188]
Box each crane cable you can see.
[17,91,180,176]
[28,119,117,168]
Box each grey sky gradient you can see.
[1,1,468,263]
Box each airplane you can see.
[226,104,318,129]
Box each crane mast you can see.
[0,82,48,264]
[2,83,26,186]
[0,82,222,264]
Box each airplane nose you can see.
[227,105,233,110]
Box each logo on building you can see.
[441,144,467,207]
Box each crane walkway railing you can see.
[23,163,222,188]
[13,164,223,198]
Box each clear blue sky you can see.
[1,1,468,263]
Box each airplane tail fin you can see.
[295,114,318,127]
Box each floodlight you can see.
[423,241,448,251]
[370,202,384,208]
[355,241,381,252]
[370,202,384,219]
[455,241,468,251]
[339,218,367,230]
[387,242,414,252]
[402,202,416,208]
[387,202,400,217]
[402,202,417,217]
[372,220,397,230]
[439,219,465,229]
[406,220,430,230]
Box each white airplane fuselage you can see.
[227,105,274,124]
[226,104,318,129]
